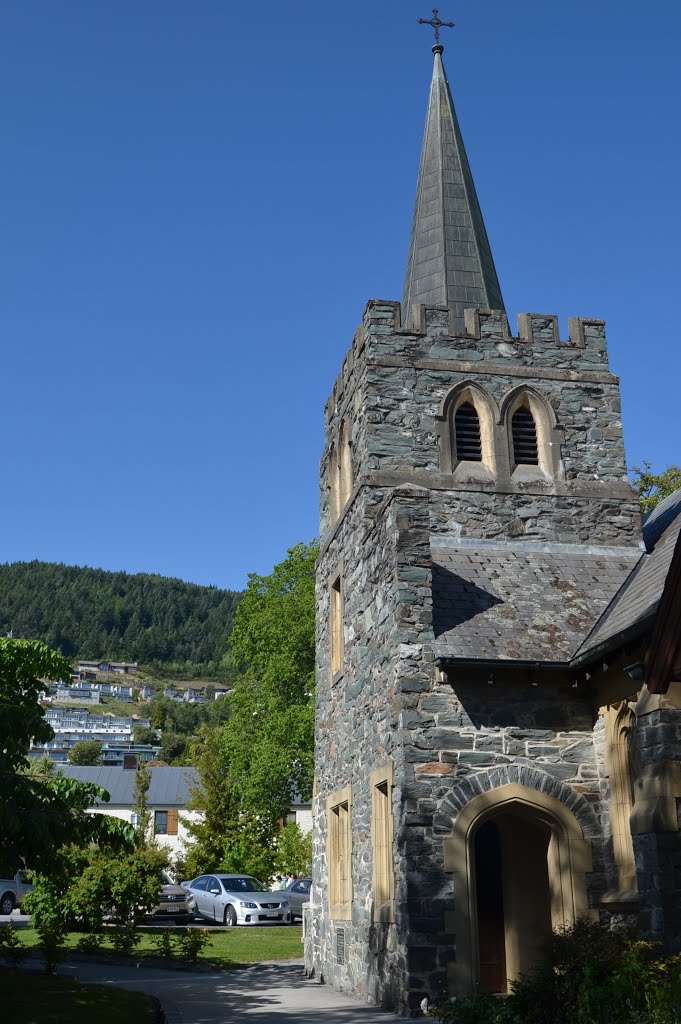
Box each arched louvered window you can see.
[455,402,482,462]
[512,407,539,465]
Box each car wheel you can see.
[223,905,237,927]
[0,893,15,915]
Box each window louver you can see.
[455,402,482,462]
[512,407,539,465]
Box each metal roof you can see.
[60,765,198,807]
[401,45,504,332]
[432,538,640,665]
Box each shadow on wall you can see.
[432,563,503,634]
[446,676,597,732]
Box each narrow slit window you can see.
[455,402,482,462]
[330,573,344,676]
[512,407,539,465]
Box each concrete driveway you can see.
[57,960,407,1023]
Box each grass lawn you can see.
[15,923,304,967]
[2,968,153,1024]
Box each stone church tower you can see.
[306,32,681,1015]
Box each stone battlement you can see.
[325,300,612,427]
[365,300,606,350]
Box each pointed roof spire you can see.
[402,33,504,332]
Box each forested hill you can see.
[0,561,242,679]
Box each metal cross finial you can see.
[417,8,455,45]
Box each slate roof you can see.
[642,485,681,551]
[432,538,641,665]
[401,45,504,333]
[573,487,681,666]
[60,765,198,807]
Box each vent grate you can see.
[336,927,345,965]
[455,402,482,461]
[511,407,539,465]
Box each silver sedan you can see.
[182,874,292,926]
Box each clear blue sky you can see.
[2,1,679,590]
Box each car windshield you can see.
[219,876,266,893]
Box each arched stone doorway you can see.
[442,782,595,994]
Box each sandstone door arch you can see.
[442,782,595,994]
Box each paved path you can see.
[57,960,406,1023]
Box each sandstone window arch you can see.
[441,782,594,994]
[500,386,563,481]
[602,701,637,899]
[328,442,340,524]
[338,420,352,511]
[437,382,498,478]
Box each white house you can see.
[60,765,200,863]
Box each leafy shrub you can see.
[36,922,68,974]
[24,842,168,933]
[176,927,212,963]
[0,921,28,967]
[428,920,681,1024]
[109,922,141,955]
[152,927,174,958]
[75,932,103,953]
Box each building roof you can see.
[642,485,681,551]
[573,488,681,667]
[60,765,198,807]
[432,538,641,665]
[401,44,504,333]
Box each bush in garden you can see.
[109,921,141,955]
[75,932,103,953]
[176,927,212,963]
[152,927,174,958]
[24,842,167,933]
[0,921,28,967]
[428,920,681,1024]
[36,921,68,974]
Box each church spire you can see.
[402,34,504,332]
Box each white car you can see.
[0,871,32,915]
[182,874,291,926]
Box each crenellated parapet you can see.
[356,300,611,372]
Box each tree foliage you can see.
[0,561,242,678]
[631,462,681,515]
[24,842,167,933]
[222,541,318,830]
[67,740,103,766]
[181,727,274,881]
[0,638,134,873]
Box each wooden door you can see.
[475,821,507,993]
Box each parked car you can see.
[0,871,33,915]
[285,877,312,922]
[147,877,195,924]
[182,874,291,926]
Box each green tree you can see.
[0,638,134,873]
[132,762,152,843]
[67,740,103,766]
[631,461,681,514]
[160,732,189,765]
[183,727,275,881]
[273,823,312,877]
[24,842,167,933]
[133,725,158,745]
[222,541,318,832]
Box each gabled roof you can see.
[402,44,504,333]
[573,487,681,667]
[432,538,640,665]
[60,765,198,807]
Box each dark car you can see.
[285,877,312,921]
